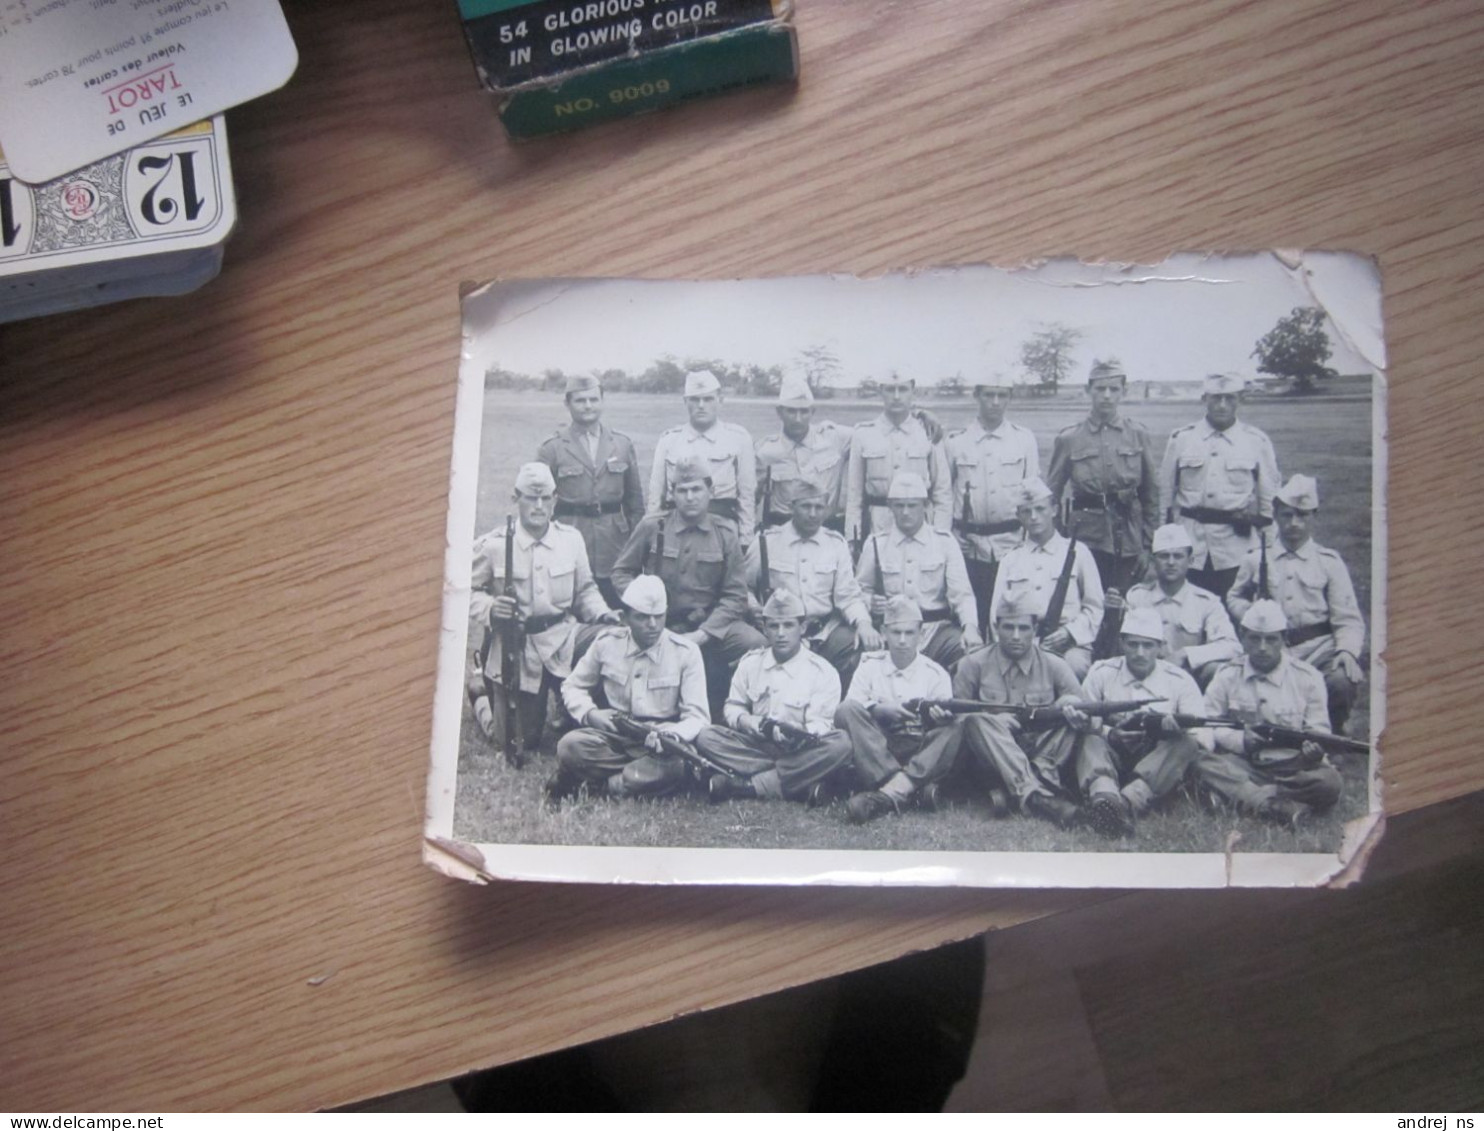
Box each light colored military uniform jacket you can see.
[746,522,870,627]
[649,420,757,541]
[845,413,952,540]
[1083,656,1213,750]
[1203,653,1331,755]
[562,627,710,741]
[945,418,1040,563]
[1124,579,1241,670]
[1226,537,1365,668]
[536,423,645,579]
[989,533,1104,646]
[725,645,842,736]
[847,650,952,739]
[470,519,608,692]
[857,525,978,645]
[755,421,851,525]
[1159,419,1280,570]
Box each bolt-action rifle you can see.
[901,696,1161,731]
[1117,712,1370,755]
[497,514,524,766]
[1038,535,1079,641]
[1258,526,1272,601]
[610,712,749,783]
[759,716,820,752]
[756,469,772,602]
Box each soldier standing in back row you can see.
[1048,359,1158,607]
[945,379,1041,633]
[1158,372,1281,600]
[536,374,646,607]
[845,373,952,553]
[753,374,852,533]
[648,370,758,544]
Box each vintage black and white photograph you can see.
[424,252,1385,887]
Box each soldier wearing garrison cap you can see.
[754,374,852,532]
[845,372,953,551]
[945,376,1041,633]
[613,454,765,720]
[547,575,711,803]
[468,462,620,759]
[1196,596,1343,827]
[1120,521,1241,688]
[1158,371,1281,600]
[537,373,645,606]
[693,589,855,806]
[835,594,969,824]
[855,468,981,672]
[1073,606,1213,839]
[1047,357,1159,615]
[989,476,1104,679]
[648,369,758,542]
[1226,473,1366,733]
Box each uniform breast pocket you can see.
[1023,690,1054,707]
[860,441,890,476]
[693,550,725,588]
[643,674,681,715]
[1116,446,1144,473]
[917,559,946,594]
[1223,457,1257,496]
[557,458,588,482]
[808,561,837,597]
[547,561,575,605]
[1294,562,1329,600]
[1176,455,1206,494]
[879,566,904,596]
[779,692,812,723]
[809,450,842,475]
[1177,607,1206,636]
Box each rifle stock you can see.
[1258,527,1271,600]
[1038,535,1079,639]
[499,513,523,765]
[760,717,819,750]
[1121,712,1371,756]
[610,713,749,782]
[903,696,1161,730]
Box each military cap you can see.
[973,377,1014,392]
[994,589,1044,623]
[1202,372,1245,396]
[882,594,923,627]
[1088,359,1127,384]
[683,370,721,397]
[621,575,668,615]
[1014,477,1054,507]
[1120,607,1166,642]
[760,590,808,621]
[887,470,930,500]
[879,372,915,388]
[1151,523,1195,553]
[514,462,556,495]
[1274,473,1320,512]
[564,373,601,394]
[789,479,827,501]
[672,457,712,487]
[777,374,814,407]
[1240,599,1289,634]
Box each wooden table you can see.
[4,0,1481,1110]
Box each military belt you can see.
[954,518,1020,537]
[1182,505,1272,531]
[523,612,569,634]
[631,715,681,724]
[864,493,890,508]
[555,500,622,518]
[920,609,953,623]
[1285,620,1334,646]
[1072,490,1135,512]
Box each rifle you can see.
[1258,527,1271,600]
[755,472,773,603]
[759,716,820,752]
[1038,535,1079,640]
[901,697,1161,731]
[850,500,873,567]
[497,514,524,766]
[643,526,664,576]
[610,712,750,783]
[1117,713,1370,757]
[868,533,888,626]
[759,465,774,530]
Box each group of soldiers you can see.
[467,359,1369,838]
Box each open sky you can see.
[461,252,1384,387]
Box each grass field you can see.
[453,389,1377,857]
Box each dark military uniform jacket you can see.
[610,510,751,639]
[537,423,645,580]
[1047,414,1159,557]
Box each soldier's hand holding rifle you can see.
[1041,627,1074,654]
[489,595,520,622]
[584,708,622,736]
[1060,702,1095,732]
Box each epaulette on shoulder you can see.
[741,644,771,660]
[1087,657,1119,676]
[1289,654,1327,683]
[1170,421,1197,435]
[1126,579,1156,594]
[1056,420,1080,434]
[946,427,967,439]
[665,629,702,650]
[819,526,847,542]
[610,428,634,443]
[1314,544,1343,560]
[550,519,577,534]
[659,424,686,437]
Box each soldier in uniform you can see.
[536,373,646,607]
[546,575,710,802]
[696,590,856,806]
[1120,522,1241,688]
[1196,599,1343,827]
[855,470,981,671]
[1074,607,1213,839]
[951,590,1088,830]
[836,596,966,824]
[1047,358,1158,611]
[989,477,1103,679]
[468,463,621,760]
[753,374,852,533]
[611,456,765,718]
[845,373,952,552]
[1158,371,1281,599]
[945,379,1041,632]
[746,481,881,682]
[1226,474,1366,733]
[648,370,758,544]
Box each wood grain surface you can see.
[3,0,1481,1110]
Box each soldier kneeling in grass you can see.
[1073,607,1213,839]
[694,590,855,807]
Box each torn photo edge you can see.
[424,251,1386,889]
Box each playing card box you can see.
[457,0,797,139]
